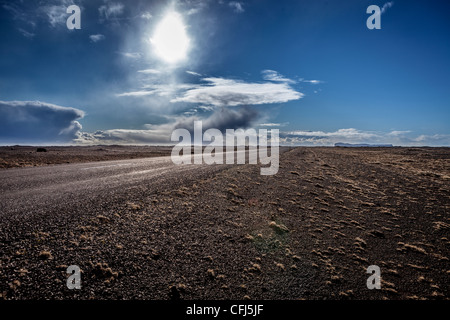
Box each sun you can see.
[151,11,190,64]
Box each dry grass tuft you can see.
[397,242,427,255]
[268,221,289,234]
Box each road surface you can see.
[0,155,212,220]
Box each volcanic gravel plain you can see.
[0,146,448,300]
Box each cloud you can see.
[2,3,30,23]
[387,130,411,136]
[186,8,201,15]
[121,52,142,59]
[89,34,105,42]
[381,2,394,14]
[259,122,289,127]
[186,71,202,77]
[285,128,378,140]
[141,12,152,19]
[301,79,322,84]
[117,84,197,98]
[229,1,245,13]
[183,0,208,15]
[2,0,82,36]
[112,70,303,144]
[261,70,296,84]
[170,77,303,107]
[412,134,450,145]
[184,107,259,133]
[46,5,67,27]
[75,129,167,145]
[4,0,81,30]
[116,90,155,97]
[41,0,78,28]
[76,107,260,145]
[280,128,450,146]
[118,69,303,111]
[0,101,84,144]
[76,125,450,146]
[262,72,322,85]
[137,69,161,75]
[99,2,124,21]
[18,28,35,38]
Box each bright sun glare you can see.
[151,11,190,64]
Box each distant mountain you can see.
[335,142,393,147]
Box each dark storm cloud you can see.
[173,107,259,133]
[0,100,85,144]
[75,107,260,145]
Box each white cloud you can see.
[171,77,303,107]
[259,122,289,127]
[141,12,152,19]
[301,79,323,84]
[388,130,411,136]
[381,2,394,14]
[120,67,303,108]
[261,70,296,84]
[137,69,161,75]
[99,2,124,21]
[184,0,208,15]
[229,1,245,13]
[118,84,197,98]
[116,91,155,97]
[186,7,201,15]
[121,52,142,59]
[76,129,168,145]
[45,3,69,27]
[286,128,378,139]
[5,0,80,30]
[197,105,215,112]
[89,34,105,42]
[26,0,82,28]
[413,134,450,144]
[186,71,202,76]
[280,128,450,146]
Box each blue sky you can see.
[0,0,449,145]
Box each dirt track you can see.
[0,145,172,169]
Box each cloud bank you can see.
[280,128,450,146]
[75,107,259,145]
[170,77,303,107]
[0,101,84,144]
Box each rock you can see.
[169,285,181,300]
[207,269,216,279]
[39,250,53,260]
[369,230,385,238]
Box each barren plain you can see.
[0,146,448,300]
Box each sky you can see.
[0,0,449,146]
